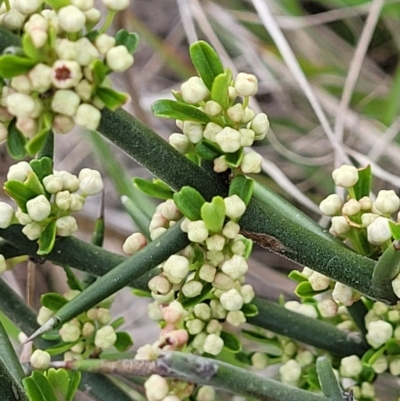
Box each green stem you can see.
[0,358,28,401]
[316,357,343,401]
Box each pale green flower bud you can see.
[242,107,255,124]
[360,382,375,398]
[227,103,245,122]
[102,0,130,11]
[123,232,147,255]
[29,63,52,93]
[279,359,302,384]
[213,155,229,173]
[366,320,393,349]
[250,113,269,138]
[58,5,86,32]
[192,332,207,352]
[372,301,388,316]
[318,299,338,318]
[199,264,216,282]
[359,196,372,210]
[181,77,209,104]
[372,355,388,374]
[332,282,353,306]
[183,121,203,144]
[84,7,101,23]
[340,355,362,377]
[332,165,359,188]
[95,33,115,55]
[391,357,400,376]
[26,195,51,222]
[329,216,351,236]
[30,350,51,370]
[196,386,215,401]
[163,255,189,281]
[231,239,245,255]
[226,310,246,326]
[308,272,330,291]
[106,45,134,72]
[75,79,92,102]
[251,352,268,370]
[182,280,203,298]
[70,194,85,211]
[22,222,43,240]
[210,299,227,319]
[75,38,99,67]
[221,255,248,280]
[169,133,191,153]
[241,152,262,174]
[203,122,222,142]
[0,202,14,228]
[144,374,169,401]
[204,333,224,355]
[11,74,32,94]
[224,195,246,219]
[74,104,101,131]
[60,322,81,342]
[235,73,258,97]
[194,303,211,321]
[297,304,318,319]
[367,216,391,245]
[51,90,80,117]
[95,325,117,349]
[188,220,209,243]
[239,128,255,147]
[147,301,163,321]
[43,175,63,194]
[220,288,243,311]
[7,93,37,118]
[283,342,298,357]
[342,199,361,216]
[296,350,314,367]
[206,234,225,251]
[361,213,379,227]
[55,190,72,210]
[222,221,240,239]
[388,310,399,323]
[203,100,222,116]
[56,216,78,237]
[302,267,314,277]
[186,318,205,335]
[375,190,400,214]
[240,284,255,303]
[207,250,225,266]
[212,272,234,291]
[96,308,111,325]
[37,306,55,325]
[206,319,222,334]
[215,127,241,153]
[78,168,103,195]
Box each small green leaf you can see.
[242,237,253,258]
[45,341,77,356]
[359,365,375,383]
[31,371,58,401]
[372,241,400,287]
[173,186,206,221]
[241,303,258,317]
[152,100,210,123]
[134,178,174,200]
[194,140,223,161]
[65,371,81,401]
[22,34,42,61]
[225,149,243,168]
[288,270,309,283]
[23,377,44,401]
[46,369,69,400]
[44,0,70,9]
[229,175,254,206]
[0,55,35,78]
[295,281,323,298]
[306,365,321,390]
[220,331,242,353]
[41,292,68,311]
[4,181,38,211]
[38,220,57,255]
[41,330,61,341]
[201,196,225,233]
[24,170,45,196]
[386,338,400,354]
[180,284,212,308]
[131,289,152,298]
[211,70,231,109]
[30,157,53,182]
[6,120,27,160]
[389,221,400,241]
[25,129,51,156]
[91,59,106,86]
[115,30,139,54]
[353,165,371,200]
[96,87,129,111]
[189,41,224,90]
[110,317,125,330]
[114,331,133,352]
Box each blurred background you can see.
[2,0,400,398]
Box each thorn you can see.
[23,317,57,344]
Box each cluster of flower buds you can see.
[168,72,269,175]
[31,289,132,368]
[0,158,103,256]
[0,0,135,150]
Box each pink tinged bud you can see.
[7,93,37,118]
[75,38,99,66]
[227,103,245,122]
[319,194,343,216]
[163,255,189,281]
[144,375,169,401]
[235,72,258,97]
[250,113,269,137]
[162,300,185,323]
[58,5,86,32]
[148,275,171,295]
[215,127,241,153]
[342,199,361,216]
[183,121,203,144]
[308,272,330,291]
[123,232,147,255]
[241,152,262,174]
[181,76,209,104]
[78,168,103,195]
[332,165,359,188]
[226,310,246,326]
[0,202,14,228]
[224,195,246,219]
[240,128,255,147]
[106,45,134,72]
[30,350,51,370]
[221,255,248,280]
[213,155,229,173]
[161,329,189,349]
[16,117,37,138]
[169,133,191,153]
[187,220,209,243]
[332,282,354,306]
[56,216,78,237]
[329,216,351,236]
[367,217,391,245]
[204,333,224,355]
[51,60,83,89]
[199,264,216,282]
[182,280,203,297]
[53,114,75,134]
[375,190,400,214]
[220,288,244,311]
[26,195,51,222]
[149,213,168,231]
[74,103,101,131]
[94,325,117,349]
[22,222,43,240]
[160,199,181,221]
[95,33,116,55]
[318,299,338,317]
[366,320,393,349]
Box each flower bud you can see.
[78,168,103,195]
[7,93,37,118]
[342,199,361,216]
[220,288,243,311]
[0,202,14,228]
[196,386,215,401]
[367,216,391,245]
[235,73,258,97]
[60,322,81,342]
[96,308,111,325]
[2,9,26,31]
[241,151,262,174]
[55,190,72,210]
[186,318,205,335]
[215,127,241,153]
[56,216,78,237]
[213,155,229,173]
[240,284,255,303]
[135,344,160,360]
[30,350,51,370]
[106,45,134,72]
[123,232,147,255]
[74,103,101,131]
[308,272,330,291]
[22,222,43,240]
[144,374,169,401]
[224,195,246,219]
[95,33,115,54]
[203,333,224,355]
[279,359,302,384]
[162,300,185,324]
[332,282,353,306]
[239,128,255,147]
[332,165,359,188]
[203,122,222,142]
[70,194,85,212]
[147,301,163,321]
[148,275,172,295]
[372,355,388,374]
[375,190,400,214]
[75,38,99,66]
[226,310,246,326]
[221,255,248,280]
[26,195,51,222]
[15,0,43,14]
[43,174,64,194]
[250,113,269,138]
[390,358,400,376]
[57,171,79,192]
[160,199,181,221]
[203,100,222,116]
[222,221,240,239]
[227,103,245,122]
[199,264,216,282]
[169,133,191,153]
[212,272,234,291]
[58,5,86,32]
[359,196,372,210]
[318,299,338,317]
[163,255,189,281]
[339,355,362,377]
[206,234,225,251]
[7,161,32,182]
[53,114,75,134]
[183,121,203,144]
[29,63,52,93]
[296,350,314,367]
[366,320,393,349]
[11,74,32,94]
[182,280,203,298]
[361,213,379,227]
[392,273,400,298]
[206,319,222,335]
[329,216,351,236]
[181,77,209,104]
[297,304,318,319]
[102,0,130,10]
[194,303,211,321]
[210,299,227,319]
[187,220,209,243]
[95,325,117,349]
[37,306,54,325]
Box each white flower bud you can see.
[359,196,372,210]
[240,284,254,304]
[182,280,203,298]
[106,45,134,72]
[55,39,76,60]
[71,0,94,10]
[75,38,99,67]
[54,171,79,192]
[51,60,83,89]
[7,93,37,118]
[329,216,351,236]
[37,306,55,326]
[221,255,248,280]
[222,221,240,239]
[235,73,258,97]
[96,308,111,325]
[279,359,302,384]
[69,194,84,212]
[367,216,391,245]
[215,127,241,153]
[203,333,224,355]
[60,322,81,342]
[239,128,255,147]
[372,355,388,374]
[0,202,14,228]
[162,254,189,282]
[28,63,52,93]
[53,114,75,134]
[375,190,400,214]
[199,264,216,282]
[318,299,338,317]
[332,165,359,188]
[102,0,130,10]
[242,107,255,124]
[55,190,72,210]
[78,168,103,195]
[390,358,400,376]
[332,282,353,306]
[135,344,160,360]
[296,351,314,367]
[95,325,117,349]
[227,103,245,122]
[231,239,245,255]
[74,103,101,131]
[196,386,215,401]
[150,227,166,240]
[58,5,86,32]
[149,213,168,231]
[188,220,209,243]
[147,301,163,321]
[15,209,31,225]
[84,8,101,23]
[144,374,169,401]
[207,250,225,266]
[210,300,227,319]
[183,121,203,144]
[220,288,243,311]
[123,232,147,255]
[226,310,246,326]
[284,300,301,312]
[160,199,181,221]
[206,234,225,251]
[250,113,269,138]
[206,319,222,334]
[194,303,211,321]
[2,9,26,31]
[148,275,172,295]
[360,382,375,398]
[15,0,43,14]
[297,304,318,319]
[11,74,32,94]
[30,350,51,370]
[361,213,379,227]
[224,195,246,219]
[213,155,229,173]
[308,272,330,291]
[26,195,51,222]
[43,174,64,194]
[342,199,361,216]
[203,122,222,142]
[56,216,78,237]
[241,151,262,174]
[181,76,209,104]
[22,222,43,240]
[186,318,205,335]
[372,301,388,316]
[95,34,115,55]
[203,100,222,117]
[340,355,362,377]
[212,272,234,291]
[169,133,191,153]
[366,320,393,349]
[74,79,92,102]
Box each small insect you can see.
[343,389,354,401]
